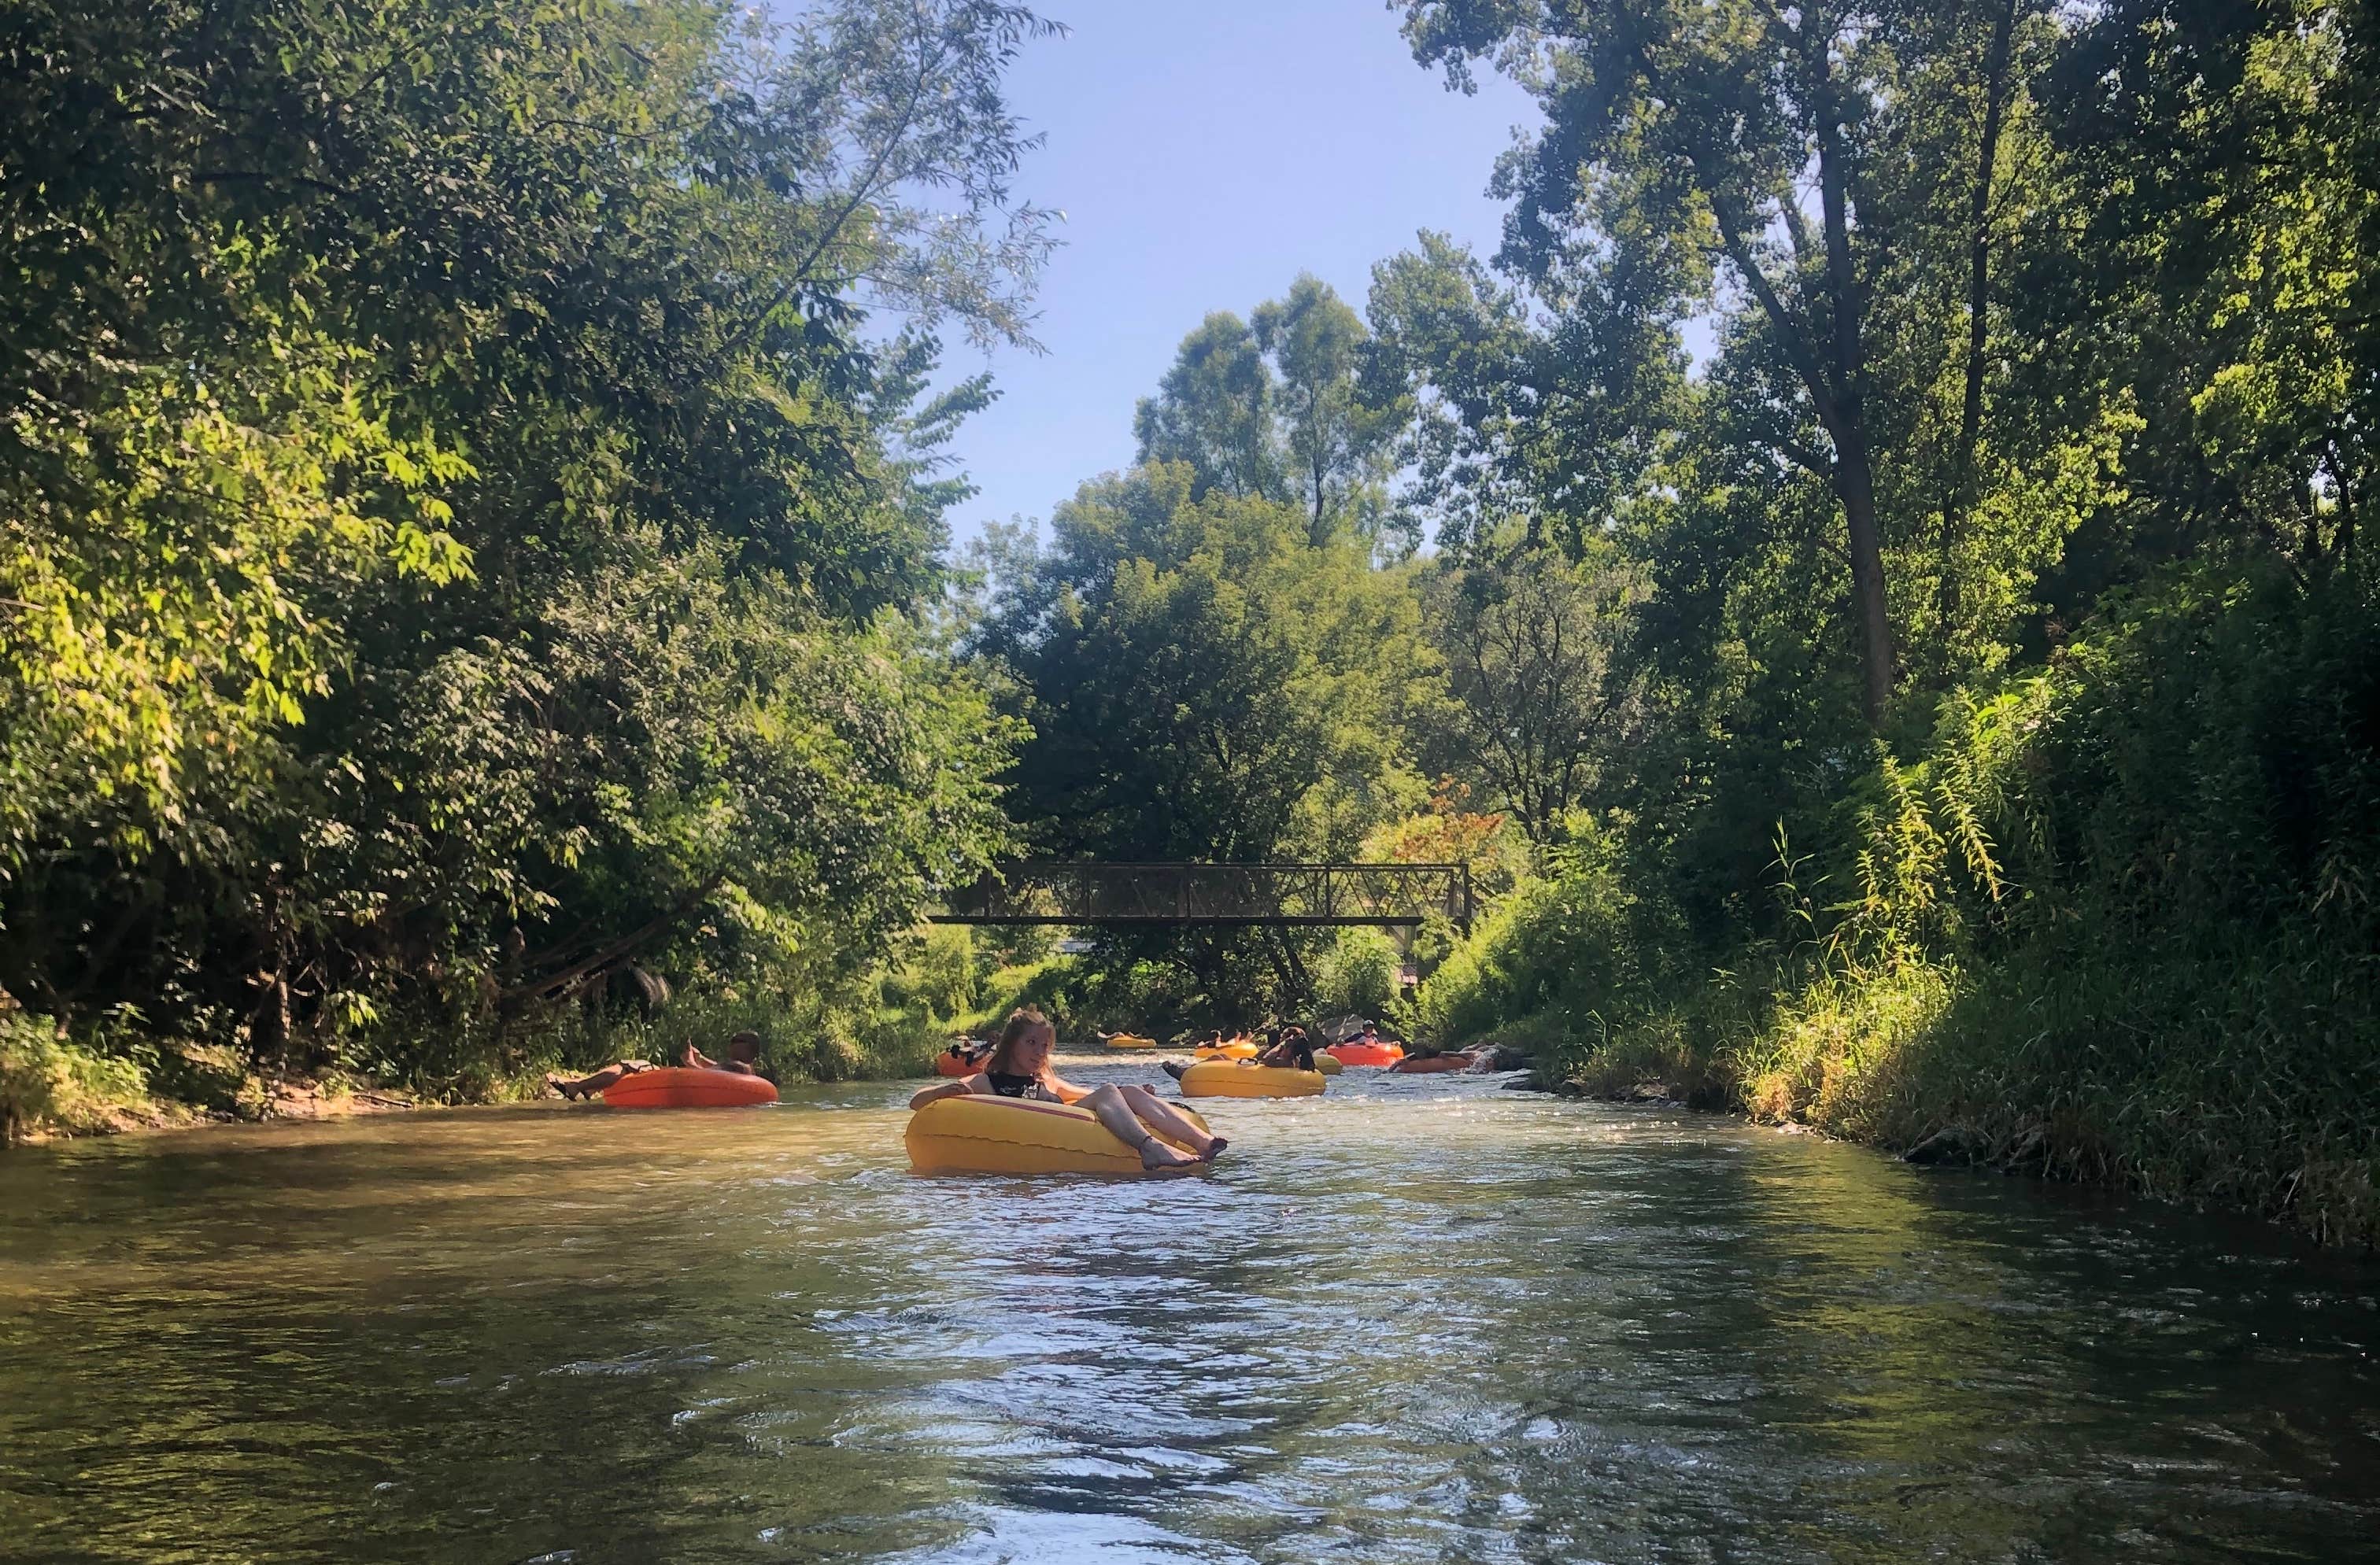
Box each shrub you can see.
[0,1010,153,1142]
[1314,928,1401,1019]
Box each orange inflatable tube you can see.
[933,1051,981,1079]
[1325,1041,1405,1068]
[601,1067,778,1109]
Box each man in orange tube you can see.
[683,1031,770,1080]
[546,1031,767,1098]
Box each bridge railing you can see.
[931,861,1473,931]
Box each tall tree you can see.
[970,462,1436,1013]
[1132,312,1285,504]
[1134,278,1412,552]
[1425,549,1645,847]
[1253,274,1406,548]
[2015,0,2371,591]
[1402,0,1909,721]
[1367,231,1680,560]
[0,0,1056,1063]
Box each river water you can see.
[2,1055,2376,1563]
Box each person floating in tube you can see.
[937,1036,992,1072]
[911,1007,1226,1171]
[1255,1024,1316,1069]
[546,1031,767,1099]
[685,1032,772,1083]
[1167,1024,1312,1080]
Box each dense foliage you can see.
[1373,0,2380,1242]
[1,0,1055,1118]
[959,0,2378,1240]
[968,450,1440,1024]
[5,0,2374,1246]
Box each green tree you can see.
[1133,312,1286,504]
[1255,274,1408,550]
[2014,0,2371,594]
[1368,231,1683,562]
[1425,548,1646,847]
[971,462,1436,1013]
[0,0,1055,1080]
[1135,277,1411,552]
[1399,0,2074,721]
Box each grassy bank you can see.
[0,934,987,1142]
[1417,931,2380,1247]
[1408,568,2380,1246]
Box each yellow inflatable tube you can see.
[1312,1052,1343,1076]
[905,1094,1214,1176]
[1195,1039,1260,1060]
[1177,1060,1327,1098]
[1103,1032,1159,1050]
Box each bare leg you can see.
[1114,1083,1226,1161]
[1077,1085,1201,1169]
[545,1061,652,1099]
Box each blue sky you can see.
[929,0,1539,544]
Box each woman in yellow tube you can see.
[908,1007,1227,1171]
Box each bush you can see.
[1313,928,1402,1019]
[1420,563,2380,1242]
[878,925,982,1027]
[1403,821,1654,1048]
[0,1010,154,1142]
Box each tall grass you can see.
[0,1010,157,1144]
[1414,566,2380,1244]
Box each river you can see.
[2,1054,2375,1563]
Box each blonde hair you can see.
[984,1006,1054,1076]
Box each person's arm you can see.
[683,1045,714,1070]
[1044,1072,1093,1105]
[909,1076,979,1109]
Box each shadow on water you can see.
[1,1057,2376,1563]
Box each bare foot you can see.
[545,1072,577,1101]
[1199,1136,1229,1162]
[1137,1135,1203,1172]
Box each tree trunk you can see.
[1942,0,2020,633]
[2335,456,2357,567]
[1813,57,1897,723]
[1262,928,1313,1008]
[1835,434,1898,725]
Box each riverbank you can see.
[0,1020,433,1146]
[1454,913,2380,1249]
[1442,907,2380,1248]
[0,990,952,1146]
[1410,574,2380,1249]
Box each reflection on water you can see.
[2,1054,2375,1563]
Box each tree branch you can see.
[500,877,721,1005]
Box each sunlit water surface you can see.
[2,1055,2377,1563]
